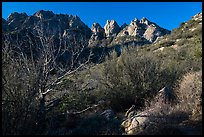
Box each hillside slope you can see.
[2,12,202,135]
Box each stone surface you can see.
[121,87,177,135]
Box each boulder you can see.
[121,87,177,135]
[121,110,150,135]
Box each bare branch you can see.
[67,104,99,115]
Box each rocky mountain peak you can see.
[116,17,170,43]
[133,18,139,22]
[3,10,171,49]
[140,17,151,25]
[130,18,140,26]
[7,12,28,31]
[192,12,202,21]
[7,12,28,22]
[34,10,54,19]
[91,22,104,34]
[68,15,84,29]
[88,22,105,47]
[104,20,120,37]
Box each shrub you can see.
[96,50,166,112]
[159,40,175,47]
[59,89,97,113]
[174,71,202,120]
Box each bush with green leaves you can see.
[94,31,202,112]
[95,49,165,111]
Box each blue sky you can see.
[2,2,202,31]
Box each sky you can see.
[2,2,202,31]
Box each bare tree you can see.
[2,27,93,134]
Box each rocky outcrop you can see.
[4,10,91,38]
[116,17,170,43]
[88,22,105,47]
[34,10,55,19]
[192,12,202,21]
[121,109,151,135]
[7,12,28,30]
[91,22,105,36]
[2,10,172,63]
[3,10,170,50]
[121,87,176,135]
[104,20,120,38]
[3,10,92,45]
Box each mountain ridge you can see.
[2,10,171,48]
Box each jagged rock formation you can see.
[7,12,28,30]
[116,17,170,43]
[117,18,144,37]
[192,12,202,21]
[2,10,171,64]
[91,22,105,36]
[88,22,106,47]
[104,20,121,38]
[3,10,91,39]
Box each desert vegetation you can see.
[2,12,202,135]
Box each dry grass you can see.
[174,70,202,121]
[122,70,202,135]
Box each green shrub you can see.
[96,51,166,111]
[59,90,96,112]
